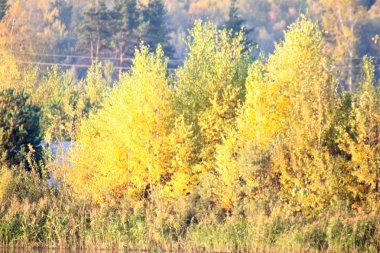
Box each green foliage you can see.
[223,0,253,37]
[176,20,252,176]
[0,89,42,170]
[76,0,112,59]
[33,67,75,142]
[0,0,8,20]
[141,0,173,56]
[112,0,141,58]
[31,64,109,142]
[80,62,110,116]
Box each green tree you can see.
[176,20,252,180]
[0,89,42,170]
[77,0,112,61]
[0,0,8,20]
[33,67,76,142]
[141,0,173,56]
[112,0,141,74]
[224,0,252,36]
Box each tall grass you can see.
[0,166,379,252]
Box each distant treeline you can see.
[1,0,380,81]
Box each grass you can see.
[0,167,379,252]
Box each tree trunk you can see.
[119,45,123,78]
[90,41,94,63]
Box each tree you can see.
[0,89,42,170]
[0,1,38,53]
[0,50,36,92]
[112,0,141,75]
[141,0,173,56]
[48,0,72,29]
[0,0,8,21]
[348,56,380,208]
[176,21,252,183]
[76,0,112,61]
[43,0,74,54]
[80,62,110,116]
[224,0,252,36]
[320,0,367,90]
[32,67,77,142]
[214,16,337,214]
[329,56,380,209]
[65,45,195,203]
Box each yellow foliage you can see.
[214,16,337,214]
[336,56,380,208]
[0,50,36,92]
[65,46,196,204]
[0,166,13,203]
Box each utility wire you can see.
[2,59,177,71]
[12,60,131,70]
[10,51,185,63]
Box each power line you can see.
[1,59,178,71]
[11,51,185,63]
[13,59,131,70]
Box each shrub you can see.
[0,89,42,171]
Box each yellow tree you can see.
[0,0,41,53]
[65,45,195,203]
[215,16,337,214]
[337,56,380,209]
[0,50,36,92]
[0,0,71,55]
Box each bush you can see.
[0,89,42,171]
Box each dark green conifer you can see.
[224,0,253,36]
[112,0,141,71]
[0,0,8,21]
[77,0,112,61]
[141,0,173,56]
[0,89,42,172]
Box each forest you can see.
[0,0,380,252]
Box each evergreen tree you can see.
[141,0,173,56]
[223,0,254,48]
[112,0,141,74]
[77,0,112,61]
[0,0,8,21]
[226,0,254,35]
[224,0,245,35]
[0,89,42,171]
